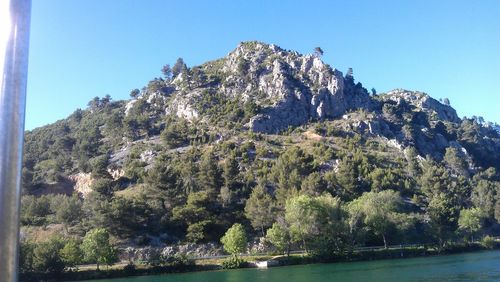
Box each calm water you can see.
[97,250,500,282]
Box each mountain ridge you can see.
[122,41,462,133]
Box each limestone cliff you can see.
[133,41,374,133]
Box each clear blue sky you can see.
[26,0,500,130]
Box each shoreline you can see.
[21,243,500,281]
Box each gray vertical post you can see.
[0,0,32,281]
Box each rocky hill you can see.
[167,42,372,133]
[138,42,367,132]
[20,41,500,254]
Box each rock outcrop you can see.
[162,41,373,133]
[381,89,459,123]
[68,172,93,197]
[129,42,465,134]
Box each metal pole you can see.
[0,0,32,281]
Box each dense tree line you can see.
[20,228,116,275]
[20,135,500,272]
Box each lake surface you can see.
[97,250,500,282]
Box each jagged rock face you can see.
[340,112,393,136]
[235,43,373,133]
[167,88,200,120]
[136,42,464,135]
[163,41,373,133]
[382,89,459,123]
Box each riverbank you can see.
[91,249,500,282]
[20,241,500,281]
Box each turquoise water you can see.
[97,250,500,282]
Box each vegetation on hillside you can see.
[19,42,500,276]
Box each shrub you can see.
[220,223,247,255]
[481,235,496,249]
[59,239,83,269]
[170,254,194,267]
[123,262,136,274]
[221,256,245,269]
[81,228,117,271]
[32,237,65,274]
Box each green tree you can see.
[271,146,314,205]
[81,228,116,271]
[347,190,402,249]
[198,149,222,198]
[345,198,366,250]
[405,147,422,178]
[313,194,348,256]
[20,195,51,226]
[285,194,345,255]
[59,239,83,270]
[285,194,316,252]
[458,208,483,242]
[87,96,101,109]
[471,168,500,220]
[443,147,469,177]
[90,154,111,178]
[333,151,370,200]
[172,191,215,243]
[55,194,83,228]
[301,172,326,196]
[369,168,404,192]
[130,88,140,98]
[81,192,112,229]
[223,152,239,185]
[172,57,188,78]
[145,153,183,208]
[220,223,247,257]
[161,64,172,80]
[91,178,115,197]
[108,197,150,238]
[21,167,35,194]
[104,111,125,144]
[244,184,276,235]
[172,191,210,224]
[237,58,250,75]
[73,123,103,169]
[472,179,498,220]
[266,222,291,256]
[19,241,35,274]
[313,47,324,58]
[420,162,466,248]
[32,237,65,274]
[427,193,458,249]
[220,153,240,206]
[161,120,189,149]
[33,159,64,183]
[186,220,213,243]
